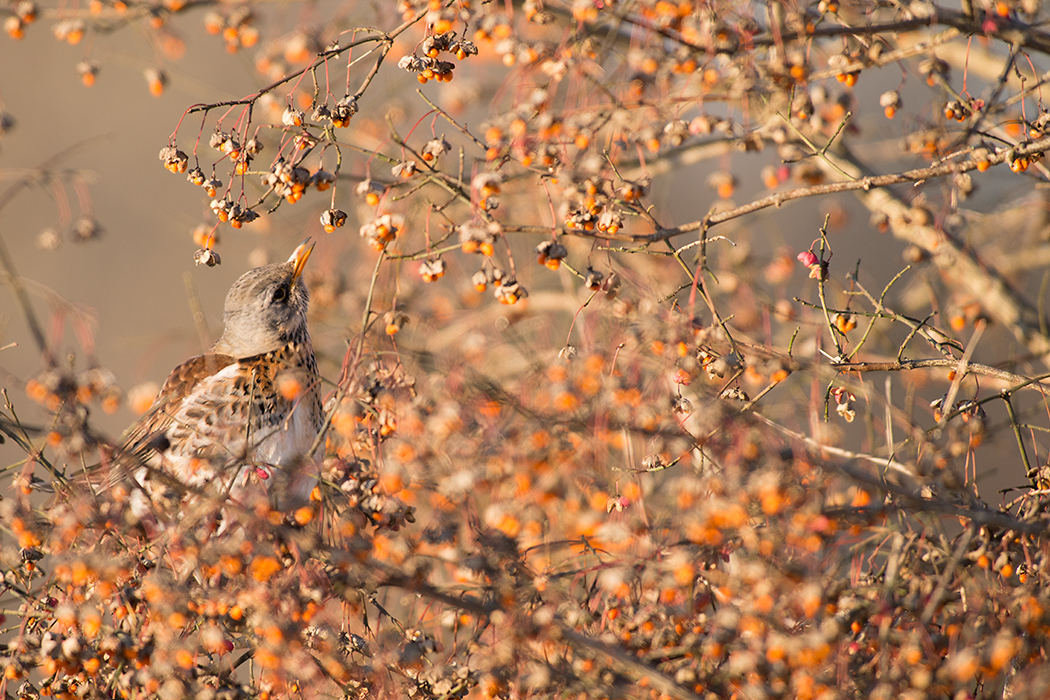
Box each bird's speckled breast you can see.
[156,336,322,487]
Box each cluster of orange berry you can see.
[564,177,631,234]
[25,366,120,416]
[471,172,501,210]
[202,6,259,53]
[262,158,319,205]
[186,167,223,197]
[397,31,477,84]
[832,312,856,335]
[637,0,697,34]
[494,278,528,305]
[158,145,188,174]
[359,213,402,251]
[470,265,505,292]
[418,257,446,283]
[3,0,37,39]
[452,219,530,304]
[209,195,259,228]
[52,18,86,44]
[943,97,982,122]
[23,366,120,458]
[310,95,358,129]
[467,262,526,305]
[458,220,498,257]
[1008,148,1040,173]
[210,131,261,177]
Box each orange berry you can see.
[277,375,304,400]
[250,556,282,582]
[175,649,195,670]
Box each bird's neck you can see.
[212,324,311,360]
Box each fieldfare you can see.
[119,240,323,510]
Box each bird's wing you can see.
[120,353,237,465]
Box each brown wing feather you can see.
[121,353,235,462]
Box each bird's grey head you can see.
[212,240,314,359]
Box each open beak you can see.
[288,238,315,283]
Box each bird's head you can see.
[212,240,314,359]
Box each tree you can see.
[3,0,1050,698]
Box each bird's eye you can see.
[272,286,288,303]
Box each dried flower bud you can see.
[641,454,666,471]
[71,215,102,242]
[194,247,221,266]
[797,250,818,267]
[832,387,856,422]
[719,386,750,402]
[37,228,60,250]
[671,395,692,414]
[954,172,974,198]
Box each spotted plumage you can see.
[120,241,323,507]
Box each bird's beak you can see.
[288,239,315,282]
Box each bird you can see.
[116,240,324,513]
